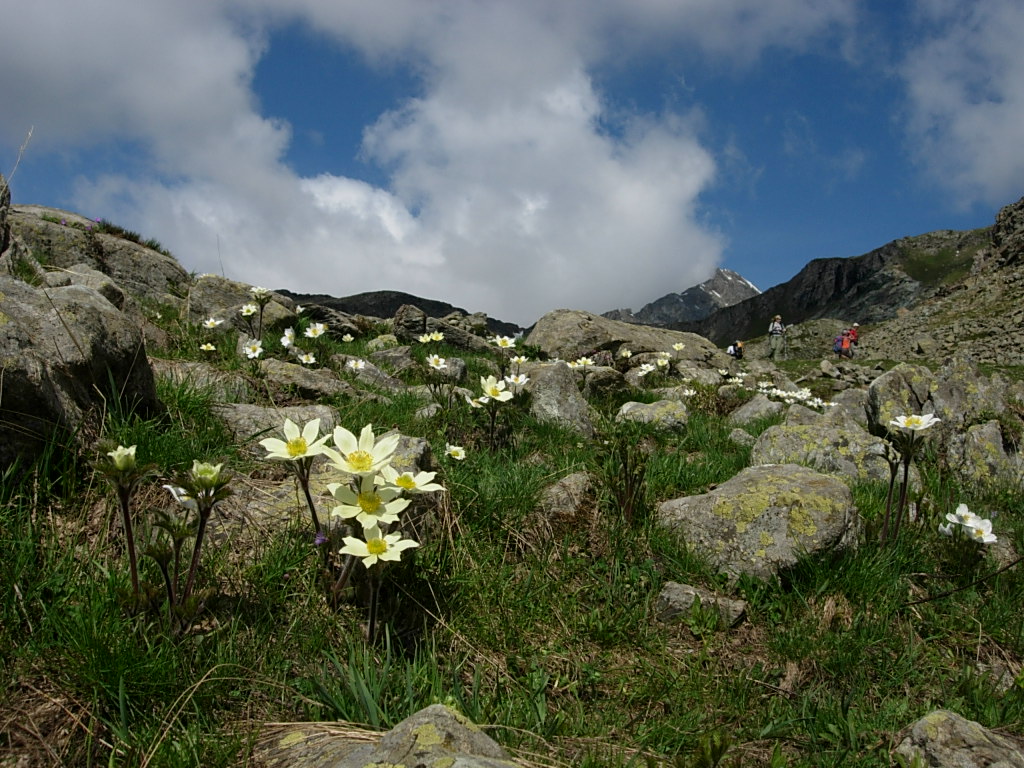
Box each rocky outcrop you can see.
[604,267,760,326]
[893,710,1024,767]
[674,228,989,346]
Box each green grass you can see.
[3,322,1023,768]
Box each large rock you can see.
[657,464,859,581]
[527,361,595,438]
[749,422,895,485]
[0,276,157,467]
[526,309,726,367]
[893,710,1024,767]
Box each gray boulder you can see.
[656,581,747,628]
[528,362,595,438]
[0,276,157,467]
[657,464,859,581]
[727,393,784,426]
[526,308,726,366]
[616,399,689,430]
[893,710,1024,767]
[750,422,895,485]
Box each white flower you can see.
[505,373,529,388]
[510,355,529,365]
[656,357,670,368]
[890,413,941,432]
[429,331,445,342]
[466,395,489,408]
[240,303,258,317]
[346,358,366,371]
[298,352,316,365]
[418,333,433,343]
[427,354,447,370]
[380,465,444,494]
[202,317,223,329]
[446,443,466,460]
[718,369,729,377]
[200,342,216,352]
[259,418,330,461]
[339,525,419,568]
[636,363,656,378]
[327,424,400,475]
[244,339,263,359]
[492,335,516,349]
[305,322,327,339]
[938,522,954,537]
[329,473,410,530]
[680,388,696,397]
[965,518,997,545]
[341,333,354,343]
[574,356,594,368]
[295,305,304,313]
[280,327,295,348]
[945,504,979,527]
[672,342,685,351]
[619,348,632,358]
[250,286,270,299]
[163,484,197,512]
[481,375,514,402]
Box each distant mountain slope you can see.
[603,268,760,326]
[275,288,522,336]
[672,228,991,345]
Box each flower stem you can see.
[118,486,140,598]
[182,508,210,603]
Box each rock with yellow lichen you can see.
[656,463,859,581]
[893,709,1024,767]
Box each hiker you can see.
[832,329,853,359]
[849,323,860,347]
[726,340,744,360]
[767,315,786,361]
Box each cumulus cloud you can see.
[9,0,959,326]
[899,0,1024,206]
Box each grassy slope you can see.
[1,302,1023,768]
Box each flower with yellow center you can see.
[243,340,263,359]
[889,413,941,432]
[619,348,632,358]
[481,375,514,402]
[339,525,419,568]
[260,418,329,461]
[280,327,295,348]
[505,373,529,388]
[492,335,516,349]
[305,322,327,339]
[427,354,447,370]
[418,333,432,343]
[202,317,223,329]
[379,465,444,494]
[446,444,466,460]
[510,354,529,365]
[200,342,216,352]
[341,333,354,343]
[329,474,410,530]
[574,356,594,368]
[672,342,685,352]
[327,423,400,476]
[240,303,258,317]
[430,331,445,342]
[298,352,316,365]
[346,358,366,371]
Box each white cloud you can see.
[899,0,1024,206]
[3,0,862,325]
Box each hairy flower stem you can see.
[878,460,899,544]
[182,507,211,603]
[367,571,380,644]
[891,450,914,541]
[330,554,358,600]
[117,486,140,598]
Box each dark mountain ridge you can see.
[603,267,760,326]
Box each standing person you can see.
[767,315,786,361]
[839,329,853,359]
[849,323,860,348]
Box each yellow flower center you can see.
[286,437,308,457]
[347,450,374,472]
[395,475,416,490]
[486,385,501,397]
[357,491,382,514]
[366,537,387,555]
[905,416,922,427]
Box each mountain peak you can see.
[602,267,761,326]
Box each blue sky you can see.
[2,0,1022,327]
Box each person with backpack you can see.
[727,340,744,360]
[849,323,860,347]
[767,315,786,361]
[839,329,854,359]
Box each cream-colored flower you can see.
[636,363,656,377]
[243,339,263,359]
[890,413,941,432]
[672,342,685,352]
[481,375,514,402]
[339,526,419,568]
[327,424,399,475]
[346,358,366,371]
[945,504,979,527]
[250,286,270,300]
[260,418,330,461]
[342,333,354,343]
[446,443,466,460]
[492,335,516,349]
[280,327,296,348]
[505,373,529,388]
[430,331,445,342]
[329,474,410,530]
[510,354,529,365]
[305,322,327,339]
[107,444,137,471]
[240,303,258,317]
[574,356,594,368]
[202,317,223,329]
[966,518,997,544]
[298,352,316,365]
[190,461,225,490]
[619,348,632,358]
[466,395,489,408]
[200,342,216,352]
[656,357,669,368]
[380,465,444,494]
[418,333,433,343]
[427,354,447,370]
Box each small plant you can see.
[95,444,156,599]
[879,413,940,544]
